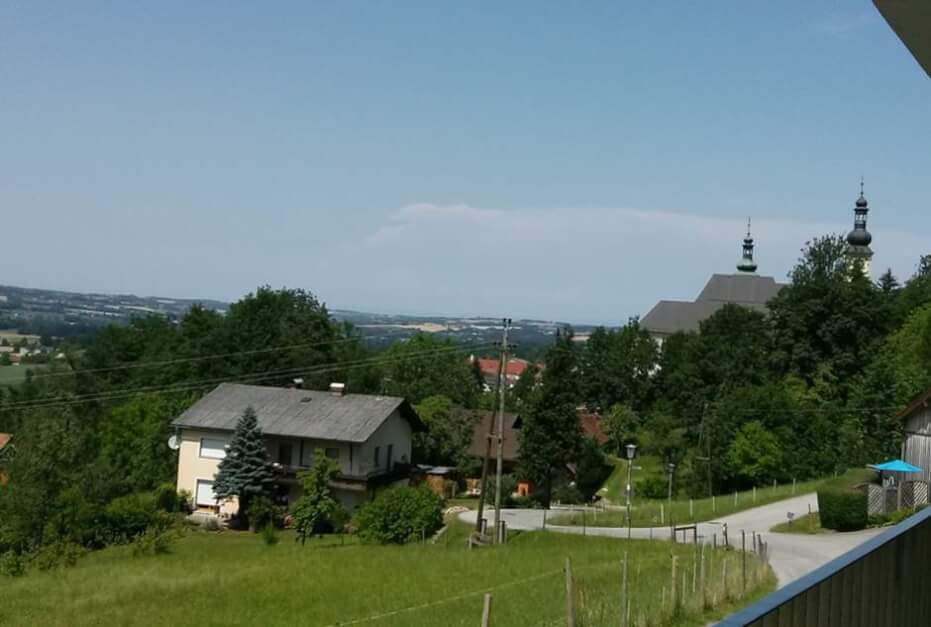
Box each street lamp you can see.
[667,463,676,504]
[625,444,637,537]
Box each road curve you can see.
[458,493,882,587]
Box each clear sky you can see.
[2,1,928,324]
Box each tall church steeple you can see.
[846,179,874,277]
[737,218,758,273]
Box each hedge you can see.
[817,469,875,531]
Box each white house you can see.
[172,382,425,515]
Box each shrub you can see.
[483,474,519,509]
[261,524,279,546]
[552,485,585,505]
[104,493,159,541]
[247,496,282,532]
[637,475,670,500]
[355,486,443,544]
[32,542,85,571]
[131,527,174,557]
[818,470,872,532]
[0,550,26,577]
[154,483,181,513]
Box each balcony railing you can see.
[718,504,931,626]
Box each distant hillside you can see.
[0,285,603,354]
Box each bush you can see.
[32,542,85,571]
[637,475,670,500]
[104,493,159,541]
[131,527,174,557]
[355,486,443,544]
[0,550,26,577]
[247,496,282,532]
[154,483,181,513]
[483,474,519,509]
[817,469,875,531]
[553,485,585,505]
[261,523,279,546]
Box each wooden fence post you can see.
[741,531,747,593]
[481,593,492,627]
[712,494,716,513]
[670,555,678,612]
[689,498,693,520]
[542,508,547,531]
[565,557,576,627]
[753,486,756,503]
[660,503,665,526]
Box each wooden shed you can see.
[901,387,931,484]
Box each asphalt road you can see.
[459,493,882,587]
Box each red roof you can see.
[579,411,609,445]
[0,433,10,449]
[476,358,530,377]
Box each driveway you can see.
[458,493,883,587]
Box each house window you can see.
[278,442,293,466]
[374,446,381,468]
[386,444,394,471]
[199,438,227,460]
[325,447,340,461]
[195,479,216,507]
[300,443,313,467]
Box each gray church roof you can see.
[172,383,424,442]
[642,274,786,337]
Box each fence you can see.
[717,503,931,626]
[866,480,929,515]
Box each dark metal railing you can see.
[718,505,931,626]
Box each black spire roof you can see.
[847,181,873,249]
[737,218,758,273]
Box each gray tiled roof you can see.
[642,273,786,337]
[172,383,423,442]
[696,274,786,305]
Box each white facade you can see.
[175,409,414,515]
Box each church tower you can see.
[846,181,874,278]
[737,218,758,273]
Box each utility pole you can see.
[474,354,503,535]
[493,318,513,544]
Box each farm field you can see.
[0,364,46,386]
[549,476,826,527]
[0,523,774,627]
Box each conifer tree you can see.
[213,406,274,523]
[518,329,583,507]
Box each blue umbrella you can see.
[870,459,923,473]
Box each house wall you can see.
[176,429,238,516]
[903,404,931,484]
[355,409,412,477]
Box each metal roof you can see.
[695,273,785,306]
[172,383,424,443]
[874,0,931,77]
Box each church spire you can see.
[737,217,758,273]
[846,180,874,277]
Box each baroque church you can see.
[640,187,875,341]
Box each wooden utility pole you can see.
[565,557,576,627]
[475,353,504,534]
[481,593,492,627]
[492,318,513,544]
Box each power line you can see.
[25,334,401,381]
[0,341,495,413]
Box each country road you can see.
[459,493,882,587]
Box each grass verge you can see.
[553,477,826,528]
[770,512,825,534]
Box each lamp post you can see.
[625,444,637,536]
[667,463,676,504]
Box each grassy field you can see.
[0,365,46,386]
[555,476,828,528]
[770,512,825,534]
[0,523,774,627]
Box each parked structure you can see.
[172,382,425,515]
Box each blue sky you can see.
[1,1,928,324]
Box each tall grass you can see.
[0,521,773,627]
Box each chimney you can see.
[329,382,346,396]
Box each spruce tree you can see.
[213,406,274,523]
[518,329,583,507]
